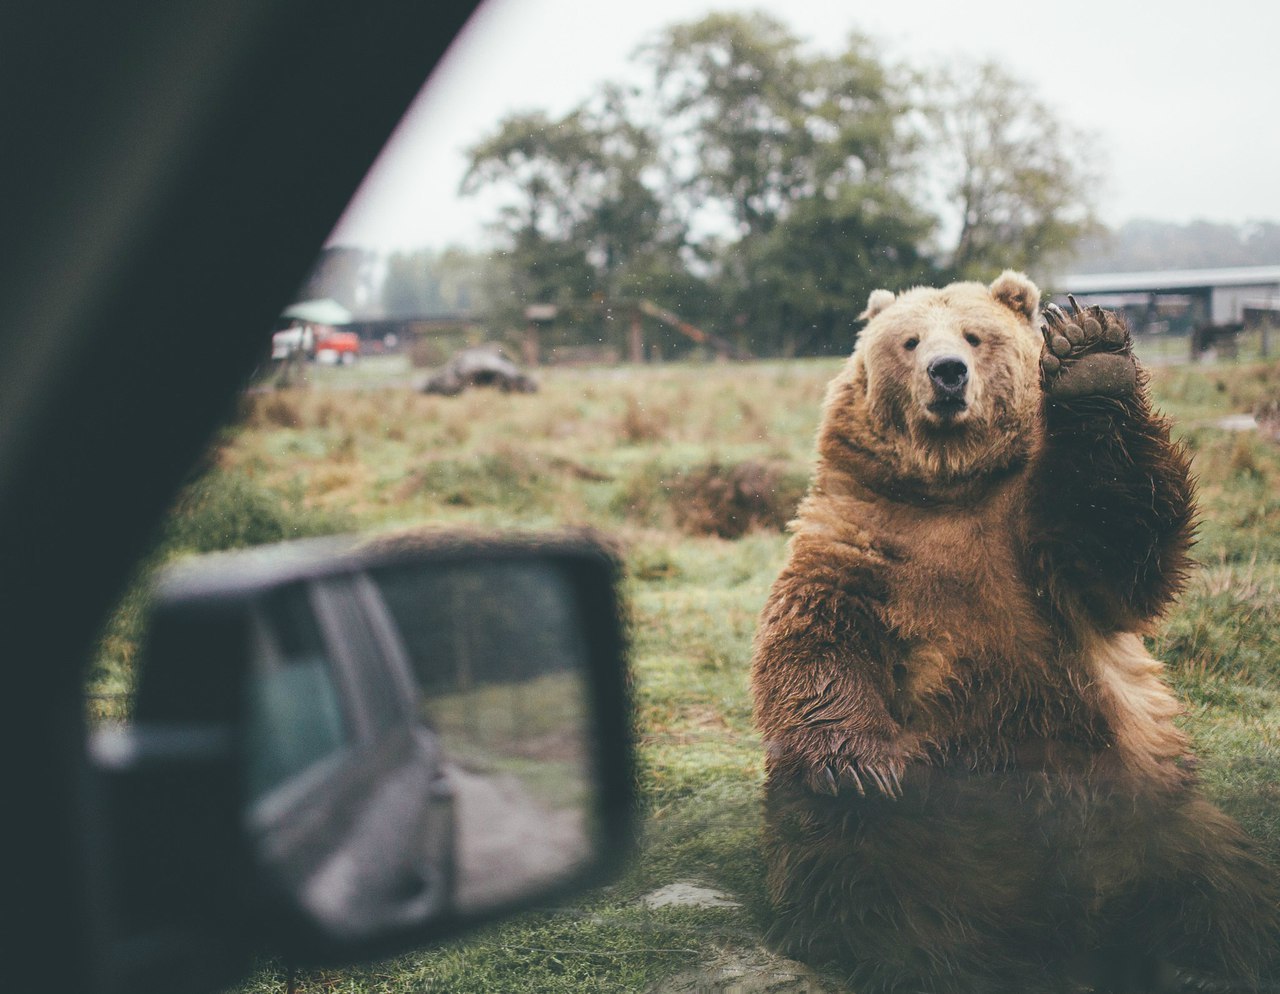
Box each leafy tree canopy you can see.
[923,60,1099,280]
[451,13,1099,356]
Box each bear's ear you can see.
[989,270,1040,320]
[859,288,895,322]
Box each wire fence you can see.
[1132,327,1276,366]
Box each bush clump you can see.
[160,469,352,555]
[668,461,807,539]
[401,450,554,514]
[1255,396,1280,443]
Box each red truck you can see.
[315,329,360,365]
[271,326,360,365]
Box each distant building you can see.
[1054,265,1280,357]
[1057,265,1280,326]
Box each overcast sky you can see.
[327,0,1280,253]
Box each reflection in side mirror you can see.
[92,532,632,987]
[243,555,601,939]
[370,559,595,914]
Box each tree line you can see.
[1072,219,1280,274]
[314,13,1104,358]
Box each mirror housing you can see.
[88,531,634,993]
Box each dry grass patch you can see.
[618,393,672,444]
[668,461,806,539]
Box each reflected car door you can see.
[246,575,456,941]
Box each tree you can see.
[641,12,810,241]
[640,14,913,242]
[461,89,682,321]
[743,184,938,355]
[459,19,1108,356]
[925,61,1099,280]
[570,85,684,294]
[638,14,932,353]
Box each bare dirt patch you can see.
[647,946,847,994]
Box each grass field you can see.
[91,352,1280,993]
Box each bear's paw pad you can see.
[1040,297,1136,400]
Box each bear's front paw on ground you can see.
[773,731,916,798]
[1039,297,1136,400]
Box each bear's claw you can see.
[807,759,903,798]
[1040,299,1136,399]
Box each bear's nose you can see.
[927,355,968,395]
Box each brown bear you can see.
[751,272,1279,993]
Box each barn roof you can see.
[1058,265,1280,295]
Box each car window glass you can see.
[310,575,413,737]
[244,583,349,801]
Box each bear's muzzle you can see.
[926,354,969,419]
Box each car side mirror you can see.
[87,532,634,994]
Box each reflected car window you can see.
[245,584,349,801]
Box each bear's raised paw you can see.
[1039,297,1136,400]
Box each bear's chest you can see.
[878,502,1048,666]
[875,510,1071,752]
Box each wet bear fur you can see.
[751,272,1279,992]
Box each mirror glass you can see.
[242,555,598,939]
[244,584,351,802]
[370,559,596,912]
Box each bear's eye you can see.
[903,337,919,352]
[964,332,981,347]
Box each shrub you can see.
[239,390,304,429]
[617,394,670,444]
[400,450,551,514]
[1255,396,1280,443]
[668,461,807,539]
[159,469,351,555]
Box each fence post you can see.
[629,311,645,364]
